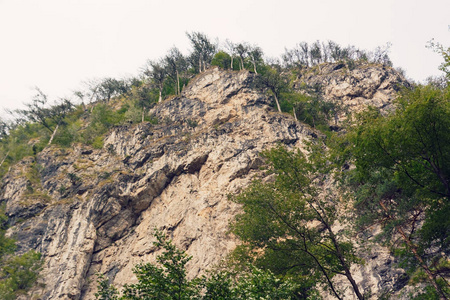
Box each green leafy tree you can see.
[16,88,74,145]
[235,43,248,71]
[230,145,365,300]
[121,230,198,300]
[165,47,187,96]
[247,45,264,74]
[95,78,130,103]
[428,40,450,80]
[96,230,299,299]
[143,59,167,103]
[289,92,337,130]
[0,210,15,262]
[211,51,232,70]
[256,66,289,113]
[310,41,323,66]
[95,274,119,300]
[79,103,125,148]
[0,119,12,169]
[186,32,217,73]
[232,266,300,300]
[224,39,237,70]
[127,78,157,123]
[342,84,450,299]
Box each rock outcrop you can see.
[2,68,317,299]
[295,62,410,120]
[0,65,409,299]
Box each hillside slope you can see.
[1,66,408,299]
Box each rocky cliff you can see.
[1,65,409,299]
[295,62,410,119]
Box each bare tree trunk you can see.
[142,105,145,123]
[89,86,98,110]
[324,220,365,299]
[274,94,282,113]
[48,124,59,145]
[158,88,162,103]
[293,107,298,121]
[230,56,234,69]
[176,70,180,95]
[0,150,10,167]
[379,201,448,299]
[250,55,257,74]
[308,201,365,300]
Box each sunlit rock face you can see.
[1,65,409,299]
[295,62,410,123]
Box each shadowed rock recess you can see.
[1,66,408,299]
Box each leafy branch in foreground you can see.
[230,145,365,299]
[341,83,450,299]
[95,230,299,300]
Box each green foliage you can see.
[428,40,450,80]
[96,230,299,300]
[346,84,450,235]
[280,91,336,130]
[211,51,232,69]
[0,208,43,299]
[0,250,43,298]
[231,266,300,300]
[199,266,300,300]
[282,40,392,69]
[230,145,363,299]
[51,105,85,147]
[256,65,290,112]
[340,83,450,297]
[0,208,15,262]
[79,104,125,146]
[94,78,130,102]
[186,32,217,73]
[122,230,197,300]
[95,274,119,300]
[256,65,336,133]
[0,120,46,179]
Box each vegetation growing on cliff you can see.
[339,83,450,299]
[229,145,364,299]
[0,208,43,300]
[0,33,448,299]
[95,231,299,300]
[0,33,390,183]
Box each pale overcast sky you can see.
[0,0,449,116]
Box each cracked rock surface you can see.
[2,68,316,299]
[1,66,409,299]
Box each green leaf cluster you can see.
[340,83,450,297]
[95,230,299,300]
[0,208,43,300]
[230,145,363,299]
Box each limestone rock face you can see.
[296,63,410,119]
[0,66,409,299]
[1,68,316,299]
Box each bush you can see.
[96,231,299,300]
[211,51,232,69]
[280,92,336,130]
[0,208,43,299]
